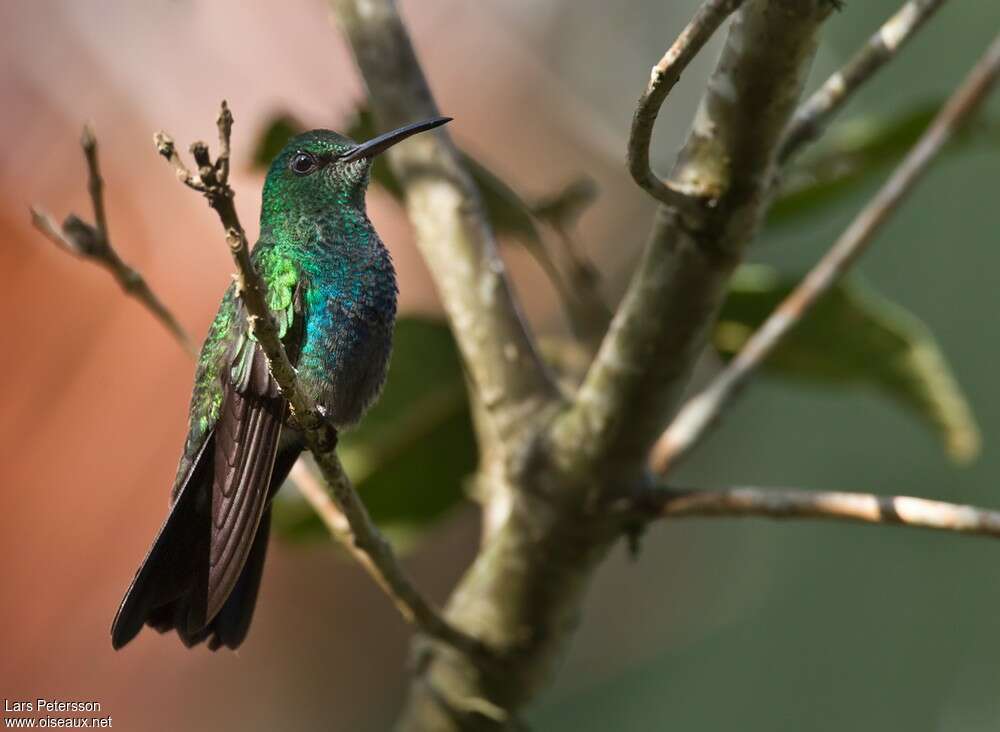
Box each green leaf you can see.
[272,318,477,545]
[714,265,980,463]
[771,102,999,223]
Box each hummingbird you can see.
[111,116,451,650]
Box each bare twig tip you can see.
[81,124,97,152]
[153,132,175,157]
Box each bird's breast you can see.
[296,270,397,428]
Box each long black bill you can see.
[340,116,452,162]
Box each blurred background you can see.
[2,0,1000,729]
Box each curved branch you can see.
[156,102,485,659]
[553,0,834,476]
[636,485,1000,540]
[30,125,196,356]
[628,0,747,211]
[780,0,952,165]
[652,32,1000,475]
[331,0,558,443]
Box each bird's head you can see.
[261,117,451,223]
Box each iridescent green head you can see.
[260,117,452,231]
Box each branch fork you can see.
[627,0,747,214]
[31,124,196,355]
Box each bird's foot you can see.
[314,406,338,452]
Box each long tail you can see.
[143,506,273,650]
[111,433,301,651]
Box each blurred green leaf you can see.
[530,177,600,231]
[771,101,999,223]
[715,265,980,462]
[250,113,307,170]
[272,317,477,545]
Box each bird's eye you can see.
[290,152,318,176]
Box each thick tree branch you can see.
[628,0,747,212]
[652,32,1000,475]
[780,0,951,165]
[634,485,1000,540]
[30,125,196,355]
[386,4,835,730]
[156,101,484,659]
[553,0,834,476]
[331,0,558,443]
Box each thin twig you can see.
[628,0,747,211]
[81,126,110,238]
[30,125,197,355]
[634,485,1000,540]
[779,0,951,165]
[652,33,1000,475]
[156,101,485,659]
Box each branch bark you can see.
[30,125,196,355]
[635,485,1000,540]
[375,2,836,730]
[331,0,558,445]
[652,31,1000,475]
[779,0,952,165]
[553,0,834,477]
[155,102,484,659]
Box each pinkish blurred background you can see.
[4,2,1000,730]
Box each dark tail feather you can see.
[111,436,214,650]
[111,437,300,651]
[206,508,271,650]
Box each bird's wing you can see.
[202,276,305,627]
[112,268,306,647]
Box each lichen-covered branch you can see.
[779,0,952,165]
[553,0,834,477]
[155,102,484,659]
[652,32,1000,475]
[634,485,1000,540]
[628,0,747,211]
[30,126,196,355]
[330,0,557,444]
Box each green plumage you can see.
[113,117,452,650]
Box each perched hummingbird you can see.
[111,116,451,650]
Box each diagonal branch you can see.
[552,0,834,477]
[30,125,197,356]
[628,0,747,212]
[330,0,557,444]
[156,101,485,659]
[633,485,1000,540]
[779,0,952,165]
[652,32,1000,475]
